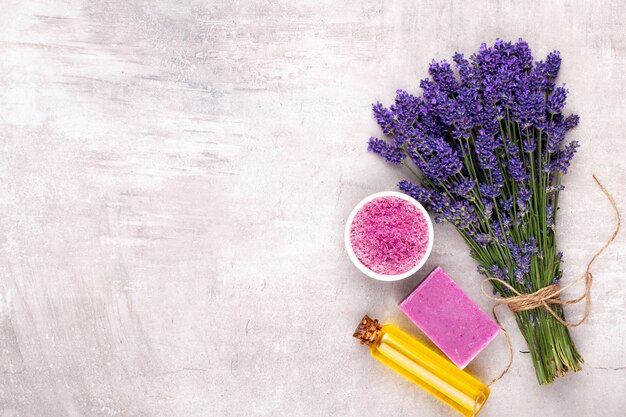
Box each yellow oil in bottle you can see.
[354,315,489,416]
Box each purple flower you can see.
[491,219,507,243]
[547,85,568,114]
[512,39,533,69]
[398,180,455,217]
[512,70,546,128]
[474,136,498,170]
[453,86,481,136]
[546,116,566,152]
[483,201,494,219]
[474,39,527,105]
[533,51,561,92]
[546,183,565,194]
[474,233,492,247]
[533,60,549,90]
[520,236,539,254]
[452,178,477,198]
[367,137,403,165]
[398,180,432,204]
[507,150,528,182]
[453,52,475,86]
[523,134,537,152]
[479,182,501,198]
[546,140,579,173]
[500,196,514,211]
[429,60,459,95]
[420,78,459,127]
[546,113,579,153]
[545,51,561,79]
[490,167,506,189]
[546,203,555,230]
[508,238,532,283]
[564,114,580,130]
[517,187,532,214]
[372,102,395,135]
[435,200,478,229]
[488,264,509,281]
[391,90,421,129]
[418,136,464,182]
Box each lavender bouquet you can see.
[368,39,582,384]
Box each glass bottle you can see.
[353,315,490,416]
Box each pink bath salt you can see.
[349,196,429,275]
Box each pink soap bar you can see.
[399,266,499,368]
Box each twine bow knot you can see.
[483,270,593,327]
[500,283,572,313]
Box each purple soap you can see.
[399,266,499,368]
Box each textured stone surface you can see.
[0,1,625,416]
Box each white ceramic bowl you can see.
[345,191,434,281]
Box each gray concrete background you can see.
[0,1,625,416]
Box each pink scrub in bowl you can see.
[345,192,434,281]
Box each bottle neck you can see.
[353,315,381,345]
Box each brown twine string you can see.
[471,175,621,416]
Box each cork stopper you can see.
[353,315,381,345]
